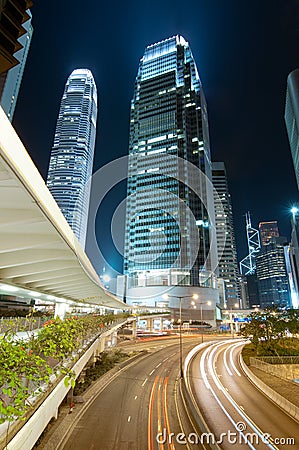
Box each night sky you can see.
[13,0,299,276]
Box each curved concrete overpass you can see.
[0,107,125,309]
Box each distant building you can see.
[0,10,33,120]
[0,0,33,74]
[123,36,219,323]
[212,162,240,309]
[285,69,299,191]
[238,274,249,309]
[258,221,279,247]
[47,69,97,248]
[246,273,260,308]
[256,236,290,308]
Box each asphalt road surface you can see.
[187,339,299,450]
[62,336,213,450]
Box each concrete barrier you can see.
[239,353,299,422]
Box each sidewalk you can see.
[249,365,299,408]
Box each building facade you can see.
[0,9,33,120]
[285,208,299,308]
[258,221,279,247]
[46,69,97,249]
[285,69,299,191]
[212,162,240,308]
[256,236,290,308]
[123,36,219,318]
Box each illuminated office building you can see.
[259,221,279,247]
[123,36,219,317]
[256,236,290,308]
[47,69,97,248]
[212,162,240,308]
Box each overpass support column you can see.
[111,331,117,347]
[146,318,154,332]
[54,302,68,319]
[159,317,163,331]
[98,335,106,353]
[132,320,137,339]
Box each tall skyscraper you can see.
[259,221,279,247]
[47,69,97,248]
[212,162,240,308]
[256,236,290,308]
[123,36,219,318]
[285,69,299,191]
[0,10,33,121]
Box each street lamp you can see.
[190,301,196,322]
[198,301,212,343]
[163,293,198,378]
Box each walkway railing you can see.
[0,315,130,448]
[0,315,52,334]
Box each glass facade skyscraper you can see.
[256,236,290,308]
[285,69,299,191]
[47,69,97,248]
[124,36,217,304]
[212,162,240,308]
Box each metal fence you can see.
[250,356,299,382]
[0,316,51,334]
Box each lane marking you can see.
[156,362,162,368]
[200,342,257,449]
[142,377,148,387]
[149,369,155,376]
[223,346,233,376]
[229,345,242,377]
[134,395,138,400]
[157,378,164,450]
[162,376,175,450]
[206,341,278,450]
[128,416,131,422]
[148,375,159,450]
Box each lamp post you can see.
[198,301,212,343]
[163,293,198,378]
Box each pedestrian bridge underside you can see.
[0,107,125,309]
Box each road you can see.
[187,340,299,449]
[61,336,215,450]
